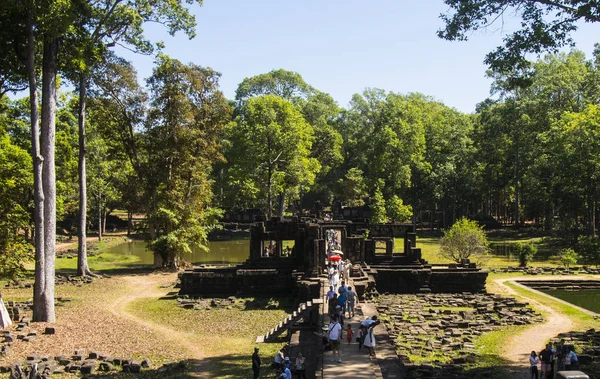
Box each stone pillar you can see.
[405,232,416,254]
[364,239,375,264]
[386,238,394,258]
[249,223,264,261]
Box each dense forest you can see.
[2,0,600,321]
[4,49,600,263]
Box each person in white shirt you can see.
[529,350,539,379]
[328,316,343,363]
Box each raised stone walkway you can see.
[321,279,384,379]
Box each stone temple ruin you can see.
[179,217,488,377]
[179,218,488,298]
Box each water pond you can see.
[107,239,249,265]
[541,289,600,314]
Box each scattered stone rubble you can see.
[491,266,600,275]
[4,274,106,291]
[376,293,542,377]
[1,349,158,377]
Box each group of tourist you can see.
[326,280,356,321]
[325,229,341,252]
[529,341,579,379]
[252,345,306,379]
[327,260,351,289]
[327,314,381,363]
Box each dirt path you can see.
[491,276,578,379]
[109,273,206,377]
[55,232,128,252]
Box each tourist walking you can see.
[529,350,539,379]
[337,288,347,316]
[328,316,343,363]
[346,286,356,318]
[252,347,261,379]
[345,324,354,344]
[326,286,336,301]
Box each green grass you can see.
[395,230,567,268]
[129,297,289,378]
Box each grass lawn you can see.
[394,228,567,268]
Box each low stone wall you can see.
[179,265,321,300]
[179,266,296,296]
[370,266,488,294]
[429,269,488,293]
[516,280,600,291]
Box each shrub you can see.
[440,217,489,264]
[578,235,600,267]
[558,248,579,269]
[514,242,537,267]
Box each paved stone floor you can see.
[322,281,384,379]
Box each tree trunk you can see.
[98,195,102,241]
[127,211,132,237]
[77,74,92,276]
[267,165,272,218]
[102,208,107,235]
[39,36,58,322]
[514,144,520,226]
[27,13,46,322]
[278,191,285,219]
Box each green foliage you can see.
[514,242,537,267]
[386,195,412,223]
[144,55,231,266]
[337,168,367,207]
[235,69,313,104]
[0,128,33,281]
[370,185,387,224]
[558,248,579,269]
[224,94,319,215]
[440,218,489,264]
[577,235,600,267]
[438,1,600,75]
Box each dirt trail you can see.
[56,232,128,251]
[492,276,576,379]
[109,273,206,377]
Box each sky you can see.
[116,0,599,114]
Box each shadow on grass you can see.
[85,356,281,379]
[396,355,524,379]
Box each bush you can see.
[440,217,489,264]
[578,235,600,267]
[558,248,579,269]
[514,242,537,267]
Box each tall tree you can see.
[144,55,231,266]
[65,0,202,277]
[226,95,319,217]
[439,0,600,76]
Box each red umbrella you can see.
[328,254,342,261]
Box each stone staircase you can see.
[256,300,318,343]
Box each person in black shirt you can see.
[539,344,553,379]
[252,347,261,379]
